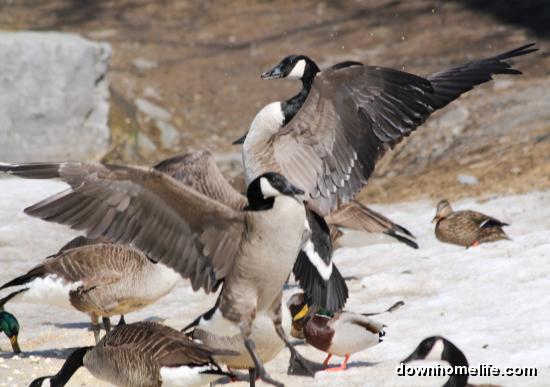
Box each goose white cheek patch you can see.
[425,339,444,361]
[287,59,306,79]
[260,177,281,198]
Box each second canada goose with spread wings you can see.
[0,163,314,386]
[153,150,348,312]
[236,44,537,217]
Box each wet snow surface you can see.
[0,176,548,386]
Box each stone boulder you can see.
[0,32,111,162]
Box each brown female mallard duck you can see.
[287,293,402,372]
[432,200,509,248]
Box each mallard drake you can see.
[29,321,236,387]
[402,336,502,387]
[0,289,23,353]
[433,200,510,248]
[287,292,394,371]
[0,162,314,386]
[0,237,180,343]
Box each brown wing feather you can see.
[273,44,536,215]
[99,322,230,367]
[154,151,248,211]
[4,162,245,292]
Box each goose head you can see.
[402,336,468,367]
[261,55,320,85]
[246,172,305,210]
[432,199,453,223]
[0,311,21,354]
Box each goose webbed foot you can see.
[243,337,284,387]
[288,350,322,376]
[273,323,316,377]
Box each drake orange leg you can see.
[323,354,332,367]
[471,240,480,247]
[325,354,350,372]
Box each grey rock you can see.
[138,132,156,155]
[457,174,479,186]
[135,98,171,122]
[132,57,158,71]
[157,120,179,149]
[0,32,111,162]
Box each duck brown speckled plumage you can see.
[432,200,510,248]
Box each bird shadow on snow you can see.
[0,347,77,359]
[42,321,90,330]
[42,316,165,330]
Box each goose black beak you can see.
[401,351,419,364]
[284,184,305,197]
[261,65,284,80]
[232,132,248,145]
[10,335,21,354]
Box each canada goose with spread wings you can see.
[0,163,314,386]
[153,150,348,312]
[236,44,537,217]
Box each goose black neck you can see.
[301,61,320,90]
[281,86,309,126]
[442,340,469,387]
[50,346,92,386]
[281,61,319,125]
[245,179,275,211]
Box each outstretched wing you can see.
[273,44,537,215]
[153,151,248,210]
[0,162,245,292]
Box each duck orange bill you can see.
[431,216,439,223]
[293,305,309,321]
[10,335,21,354]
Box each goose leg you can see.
[249,367,256,387]
[241,320,283,387]
[323,354,332,367]
[102,317,111,333]
[269,294,316,377]
[90,314,101,344]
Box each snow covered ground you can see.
[0,176,548,386]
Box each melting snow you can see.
[0,176,548,386]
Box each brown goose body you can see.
[433,200,509,248]
[31,322,235,387]
[0,240,180,341]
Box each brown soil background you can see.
[1,0,549,204]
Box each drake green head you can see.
[0,311,21,354]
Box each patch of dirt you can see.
[0,0,548,201]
